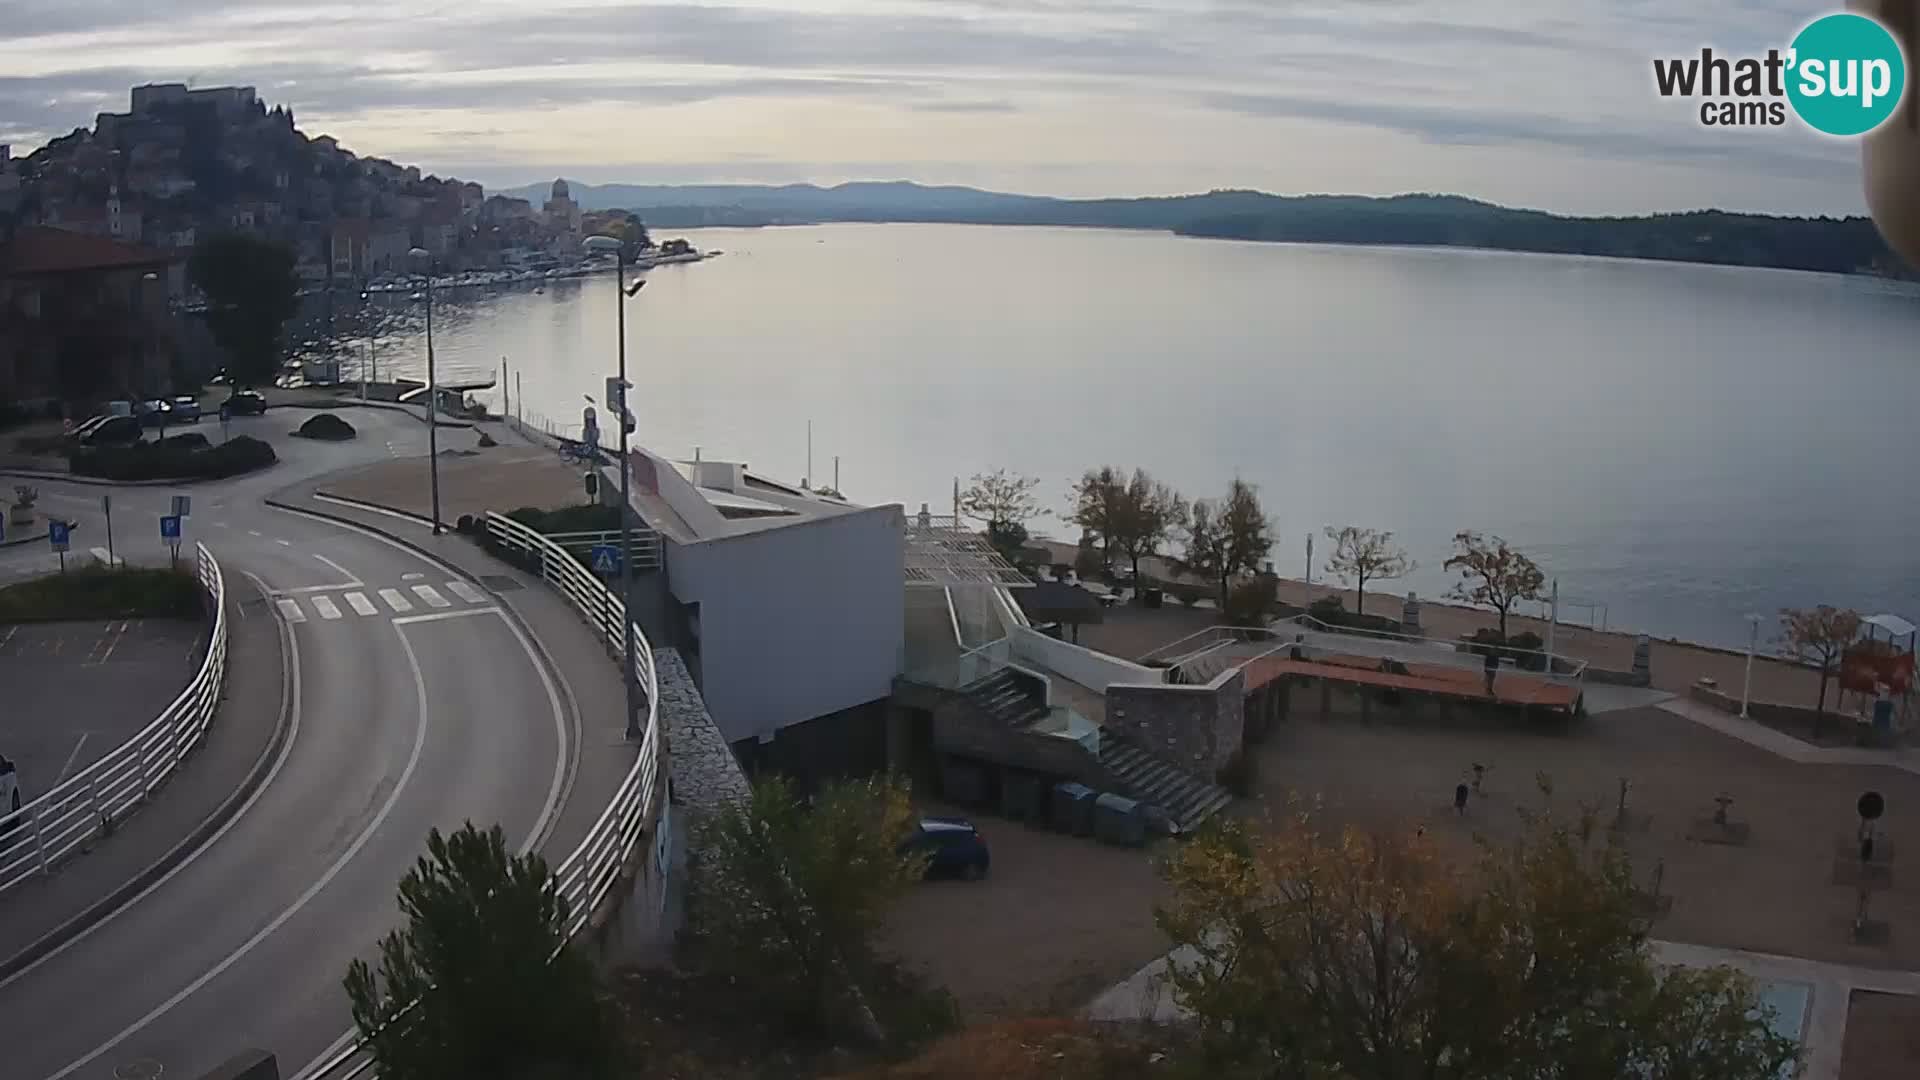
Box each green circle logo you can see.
[1786,13,1907,136]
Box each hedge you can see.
[0,565,203,621]
[296,413,357,441]
[70,435,276,481]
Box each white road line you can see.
[247,530,262,537]
[310,595,343,620]
[391,606,499,626]
[402,572,424,581]
[214,522,229,529]
[275,538,292,547]
[445,580,486,604]
[47,617,429,1080]
[411,583,451,608]
[0,570,302,992]
[53,733,91,787]
[275,598,307,623]
[280,583,359,595]
[343,591,377,617]
[312,553,359,584]
[378,588,413,612]
[89,547,122,566]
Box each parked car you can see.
[169,396,203,423]
[68,414,113,442]
[136,399,172,428]
[80,415,143,446]
[899,817,991,880]
[225,390,268,416]
[1,755,20,833]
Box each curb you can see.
[307,490,437,527]
[0,575,296,983]
[0,463,279,489]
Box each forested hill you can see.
[509,181,1913,279]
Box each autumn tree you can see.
[685,774,923,1040]
[1067,466,1127,573]
[1778,605,1864,729]
[1187,478,1275,610]
[344,822,614,1080]
[1443,530,1545,640]
[188,231,301,389]
[1109,468,1187,588]
[1157,805,1799,1080]
[960,468,1046,561]
[1324,525,1414,618]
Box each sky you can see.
[0,0,1876,215]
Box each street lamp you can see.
[360,289,380,399]
[408,247,443,535]
[583,233,646,740]
[1741,613,1764,719]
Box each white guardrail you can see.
[306,511,662,1080]
[0,542,228,894]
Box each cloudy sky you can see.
[0,0,1871,214]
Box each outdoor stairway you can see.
[1097,733,1234,833]
[963,668,1051,729]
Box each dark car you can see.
[170,396,203,423]
[80,415,142,446]
[225,390,268,416]
[899,817,990,881]
[68,414,113,441]
[136,399,172,428]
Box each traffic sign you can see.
[160,515,181,541]
[171,494,192,517]
[589,544,621,575]
[48,521,70,552]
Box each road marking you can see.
[391,606,498,626]
[53,733,91,787]
[402,572,424,581]
[0,569,303,992]
[275,538,292,547]
[275,599,307,623]
[310,595,343,620]
[311,553,359,584]
[411,583,451,608]
[378,588,413,612]
[343,591,377,616]
[46,616,429,1080]
[247,530,262,537]
[89,547,122,567]
[214,521,229,529]
[279,583,356,595]
[445,579,486,604]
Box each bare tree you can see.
[1778,605,1864,729]
[1067,466,1127,573]
[1109,468,1188,589]
[1188,479,1275,610]
[959,468,1045,531]
[1323,525,1415,618]
[1442,531,1544,640]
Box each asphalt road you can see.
[0,406,577,1080]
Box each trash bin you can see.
[1142,588,1164,609]
[1094,792,1147,847]
[1052,782,1097,836]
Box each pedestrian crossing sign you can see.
[590,544,620,574]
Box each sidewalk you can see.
[0,577,288,978]
[1659,697,1920,776]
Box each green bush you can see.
[1308,595,1346,623]
[1225,576,1279,624]
[14,433,69,455]
[1172,583,1208,607]
[295,413,357,441]
[0,565,202,621]
[157,432,211,450]
[70,435,276,481]
[505,503,620,533]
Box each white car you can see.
[0,755,20,830]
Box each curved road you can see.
[0,407,577,1080]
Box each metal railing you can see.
[1143,617,1590,687]
[0,543,228,894]
[304,511,662,1080]
[542,528,663,572]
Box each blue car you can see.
[170,396,202,423]
[900,817,990,881]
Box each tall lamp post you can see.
[583,234,647,739]
[407,248,443,535]
[1741,613,1764,719]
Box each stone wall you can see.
[1105,669,1245,777]
[655,646,751,813]
[930,693,1115,787]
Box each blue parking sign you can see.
[160,515,181,541]
[589,544,620,575]
[48,520,70,552]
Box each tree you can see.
[1109,468,1187,588]
[189,231,300,389]
[1778,605,1864,729]
[344,822,613,1080]
[1157,805,1799,1080]
[685,774,922,1040]
[1187,479,1275,610]
[1443,530,1545,640]
[961,468,1045,564]
[1067,466,1127,573]
[1324,525,1415,618]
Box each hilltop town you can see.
[0,83,634,282]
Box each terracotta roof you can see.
[0,225,174,276]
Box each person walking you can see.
[1483,646,1499,697]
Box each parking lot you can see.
[0,619,206,806]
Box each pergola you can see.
[902,510,1031,589]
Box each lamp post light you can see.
[1741,613,1764,719]
[583,234,646,740]
[408,247,442,535]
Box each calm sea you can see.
[342,222,1920,651]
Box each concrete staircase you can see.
[963,668,1050,728]
[1097,733,1234,833]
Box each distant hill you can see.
[503,181,1914,279]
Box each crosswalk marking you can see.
[378,589,413,613]
[344,592,378,616]
[411,584,451,609]
[311,595,343,620]
[90,547,123,567]
[445,580,486,605]
[276,599,307,624]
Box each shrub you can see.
[1073,545,1105,578]
[1172,583,1208,607]
[1507,630,1547,670]
[505,503,620,533]
[13,433,69,455]
[157,432,211,450]
[1308,594,1346,623]
[1225,576,1278,624]
[296,413,357,441]
[0,565,202,620]
[69,435,276,481]
[476,431,497,448]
